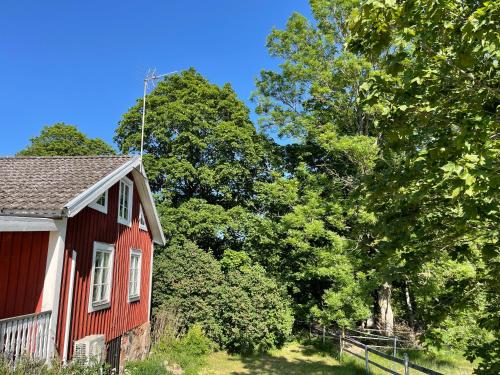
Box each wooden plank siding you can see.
[0,231,49,319]
[56,173,153,358]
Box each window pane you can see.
[103,283,109,301]
[92,285,99,303]
[95,252,102,268]
[103,252,110,267]
[96,193,106,206]
[95,267,103,286]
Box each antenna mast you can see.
[140,69,177,172]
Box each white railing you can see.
[0,311,51,364]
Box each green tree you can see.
[115,68,271,205]
[116,68,275,258]
[18,123,115,156]
[349,1,499,372]
[253,0,377,326]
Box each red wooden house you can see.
[0,156,165,371]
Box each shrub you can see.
[217,251,293,353]
[152,241,225,341]
[125,357,170,375]
[153,324,213,375]
[153,243,293,353]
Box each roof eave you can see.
[65,156,141,217]
[130,168,166,245]
[65,156,165,246]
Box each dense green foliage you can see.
[18,123,115,156]
[348,1,499,373]
[252,0,376,326]
[117,69,294,354]
[115,68,270,203]
[152,242,293,353]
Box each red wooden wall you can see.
[0,231,49,319]
[56,173,153,358]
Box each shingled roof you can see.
[0,156,136,217]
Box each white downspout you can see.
[148,243,154,322]
[63,250,77,363]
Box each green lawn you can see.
[201,342,475,375]
[360,348,475,375]
[202,342,366,375]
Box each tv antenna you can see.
[140,68,177,171]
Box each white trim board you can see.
[0,216,59,232]
[65,156,165,245]
[65,157,141,217]
[41,218,67,361]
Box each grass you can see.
[360,347,475,375]
[201,341,475,375]
[201,342,367,375]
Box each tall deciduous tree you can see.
[253,0,377,327]
[115,68,271,207]
[349,1,499,372]
[18,123,115,156]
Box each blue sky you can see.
[0,1,311,155]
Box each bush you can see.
[153,324,213,375]
[153,243,293,353]
[125,358,170,375]
[153,241,225,341]
[217,251,294,353]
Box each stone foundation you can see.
[119,321,151,372]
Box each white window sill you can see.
[118,217,132,227]
[88,301,111,313]
[128,295,140,303]
[89,203,107,214]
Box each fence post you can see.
[404,353,409,375]
[322,326,325,344]
[365,345,369,373]
[393,336,397,357]
[339,328,344,360]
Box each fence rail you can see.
[310,325,443,375]
[0,311,51,364]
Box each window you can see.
[89,242,114,312]
[89,190,108,214]
[118,177,133,226]
[128,249,142,302]
[138,205,147,231]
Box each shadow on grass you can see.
[403,349,467,369]
[225,344,366,375]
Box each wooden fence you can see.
[311,326,443,375]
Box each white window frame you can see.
[88,241,114,313]
[138,205,147,231]
[89,190,108,214]
[117,176,133,227]
[128,249,142,302]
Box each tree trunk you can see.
[404,280,415,328]
[378,282,394,336]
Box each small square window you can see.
[138,205,147,231]
[89,242,114,312]
[89,190,108,214]
[118,177,133,226]
[128,249,142,302]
